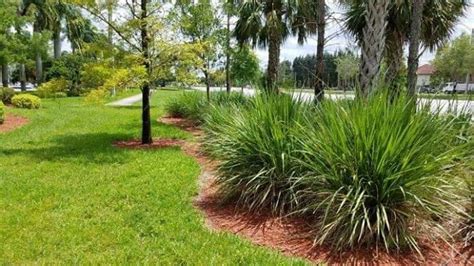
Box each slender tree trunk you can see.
[314,0,326,102]
[53,26,61,59]
[35,53,43,85]
[204,69,210,101]
[1,64,8,87]
[266,26,281,93]
[141,0,152,144]
[225,12,231,93]
[407,0,425,98]
[107,2,113,44]
[20,64,26,91]
[465,73,470,95]
[359,0,389,98]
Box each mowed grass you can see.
[0,91,307,265]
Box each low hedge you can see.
[11,94,41,109]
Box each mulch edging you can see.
[160,115,473,265]
[0,113,29,133]
[113,138,184,149]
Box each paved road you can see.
[191,86,473,115]
[106,94,142,106]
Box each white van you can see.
[442,82,474,94]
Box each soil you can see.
[0,113,29,133]
[113,138,184,149]
[161,115,474,265]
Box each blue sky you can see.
[255,1,474,67]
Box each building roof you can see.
[416,64,435,75]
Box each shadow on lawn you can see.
[0,132,135,164]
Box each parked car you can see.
[418,85,434,93]
[442,82,474,94]
[10,82,37,92]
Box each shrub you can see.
[36,79,68,98]
[293,92,467,252]
[0,102,5,124]
[165,91,248,123]
[84,89,110,104]
[202,94,308,214]
[0,87,15,104]
[11,94,41,109]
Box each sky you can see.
[255,1,474,68]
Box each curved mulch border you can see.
[0,113,29,133]
[113,138,184,149]
[160,116,473,265]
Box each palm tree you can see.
[406,0,425,98]
[344,0,469,94]
[314,0,325,101]
[234,0,316,92]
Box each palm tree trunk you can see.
[53,26,61,59]
[225,12,231,93]
[1,64,8,87]
[385,34,404,100]
[407,0,425,98]
[204,69,210,101]
[359,0,389,98]
[314,0,326,102]
[266,26,281,93]
[141,0,152,144]
[35,53,43,85]
[20,64,26,91]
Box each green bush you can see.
[11,94,41,109]
[0,87,15,104]
[293,92,467,252]
[165,91,248,123]
[202,94,308,214]
[36,79,68,98]
[0,102,5,124]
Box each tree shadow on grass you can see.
[0,132,140,164]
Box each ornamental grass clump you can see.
[293,92,469,253]
[165,91,248,123]
[203,94,308,214]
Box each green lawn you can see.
[0,91,307,265]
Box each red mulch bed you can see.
[0,113,29,133]
[163,115,474,265]
[113,138,184,149]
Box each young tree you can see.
[230,45,260,89]
[433,34,474,87]
[178,0,221,100]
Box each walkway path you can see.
[106,94,142,106]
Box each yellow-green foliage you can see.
[80,63,113,89]
[36,79,68,98]
[84,89,109,104]
[99,66,147,92]
[0,102,5,124]
[11,94,41,109]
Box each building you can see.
[416,64,435,87]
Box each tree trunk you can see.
[53,26,61,59]
[314,0,326,102]
[107,2,113,44]
[20,64,26,91]
[140,0,152,144]
[266,24,281,93]
[35,53,43,85]
[407,0,425,98]
[359,0,389,98]
[1,64,8,87]
[204,69,210,101]
[225,12,231,93]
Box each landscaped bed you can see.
[0,92,307,264]
[162,90,473,265]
